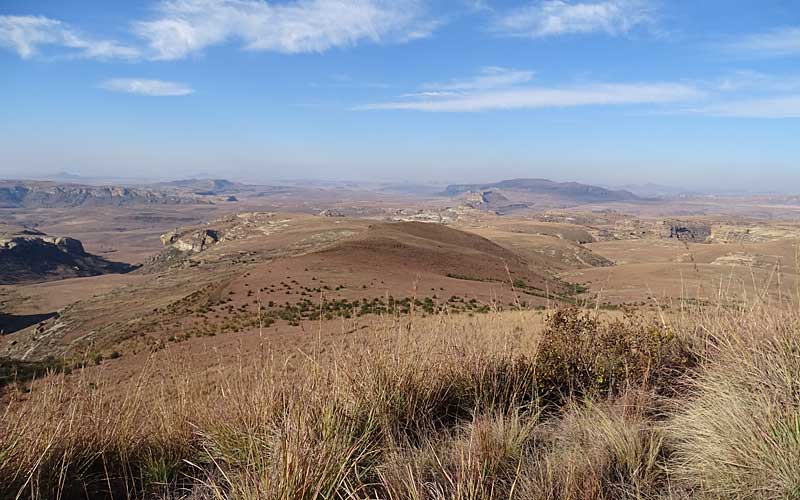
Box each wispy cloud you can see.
[716,70,800,93]
[725,27,800,58]
[134,0,438,60]
[463,0,493,13]
[677,69,800,118]
[361,65,698,112]
[0,15,139,60]
[100,78,194,96]
[422,66,535,91]
[361,82,701,112]
[310,73,391,89]
[1,1,440,62]
[691,96,800,119]
[401,91,460,98]
[493,0,656,38]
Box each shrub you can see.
[536,308,696,405]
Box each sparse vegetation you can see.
[2,300,798,499]
[119,290,510,352]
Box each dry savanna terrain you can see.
[2,178,800,499]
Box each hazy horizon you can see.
[2,0,799,192]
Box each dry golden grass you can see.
[668,305,800,499]
[520,391,665,500]
[1,300,799,499]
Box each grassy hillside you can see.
[1,300,799,499]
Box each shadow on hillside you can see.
[0,312,57,335]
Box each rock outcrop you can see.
[319,209,345,217]
[664,220,712,243]
[0,229,136,284]
[146,212,287,270]
[460,190,511,210]
[160,229,221,253]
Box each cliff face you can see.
[0,230,136,284]
[0,181,211,208]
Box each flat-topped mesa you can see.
[443,178,640,203]
[0,180,214,208]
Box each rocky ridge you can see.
[0,181,213,208]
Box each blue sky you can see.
[1,0,799,190]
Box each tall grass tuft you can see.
[380,412,537,500]
[0,368,197,499]
[520,391,665,500]
[669,306,800,499]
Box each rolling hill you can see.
[0,216,573,362]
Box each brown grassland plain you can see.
[3,199,800,499]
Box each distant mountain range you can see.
[0,180,216,208]
[615,183,696,198]
[444,178,640,204]
[154,178,240,195]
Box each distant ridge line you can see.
[442,178,640,203]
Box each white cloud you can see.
[401,91,460,98]
[360,82,701,112]
[134,0,436,60]
[727,27,800,58]
[0,15,139,59]
[716,70,800,93]
[494,0,655,38]
[1,1,439,62]
[692,96,800,119]
[398,17,446,42]
[462,0,492,13]
[422,66,535,90]
[100,78,194,96]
